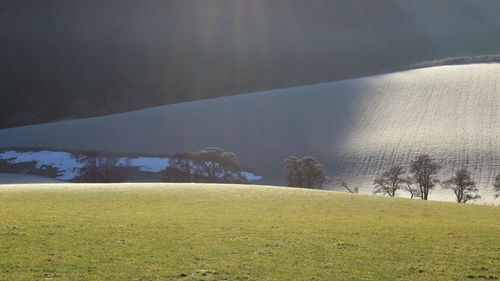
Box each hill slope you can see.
[0,183,498,280]
[0,64,499,200]
[2,0,500,127]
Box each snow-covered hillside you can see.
[0,64,499,201]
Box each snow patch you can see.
[0,150,84,180]
[241,172,262,181]
[118,157,170,172]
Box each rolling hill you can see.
[2,0,500,128]
[1,64,499,202]
[0,183,498,280]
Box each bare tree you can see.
[403,176,421,199]
[194,147,247,184]
[494,174,500,198]
[282,156,327,189]
[409,154,441,200]
[336,179,359,194]
[373,165,406,197]
[443,168,480,203]
[79,151,126,183]
[163,152,197,182]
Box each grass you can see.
[0,183,499,281]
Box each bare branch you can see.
[336,179,359,194]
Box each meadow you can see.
[0,183,499,280]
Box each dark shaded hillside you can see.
[2,0,500,128]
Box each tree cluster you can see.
[372,154,486,203]
[162,147,248,184]
[64,146,500,202]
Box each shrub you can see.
[282,156,327,189]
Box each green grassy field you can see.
[0,184,498,281]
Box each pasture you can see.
[0,183,498,280]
